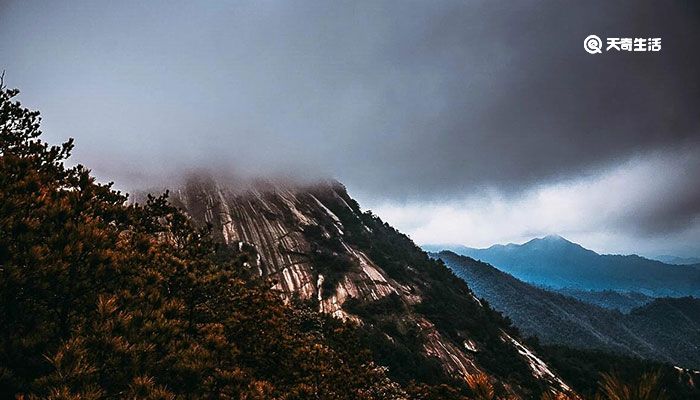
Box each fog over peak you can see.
[1,0,698,255]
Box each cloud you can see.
[1,0,698,250]
[367,148,700,256]
[348,0,700,198]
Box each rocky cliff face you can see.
[167,175,573,398]
[170,178,397,320]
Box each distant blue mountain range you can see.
[652,255,700,266]
[431,251,700,369]
[423,235,700,297]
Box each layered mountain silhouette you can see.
[433,251,700,369]
[551,288,652,312]
[653,255,700,266]
[424,235,700,297]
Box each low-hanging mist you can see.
[1,0,698,256]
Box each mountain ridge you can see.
[166,176,574,397]
[423,236,700,297]
[432,250,700,369]
[652,255,700,266]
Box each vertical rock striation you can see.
[168,175,574,398]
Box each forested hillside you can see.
[434,251,700,369]
[0,85,415,399]
[165,175,572,398]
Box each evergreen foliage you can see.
[535,345,700,400]
[0,84,405,399]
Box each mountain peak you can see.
[524,234,578,248]
[437,234,700,298]
[536,234,578,245]
[543,234,566,241]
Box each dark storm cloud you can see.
[0,0,699,238]
[350,0,700,196]
[340,0,700,237]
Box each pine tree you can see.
[0,83,406,399]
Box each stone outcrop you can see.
[167,175,574,397]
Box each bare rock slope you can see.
[169,176,573,398]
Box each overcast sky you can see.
[1,1,699,257]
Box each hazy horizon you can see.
[418,234,699,261]
[2,0,698,257]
